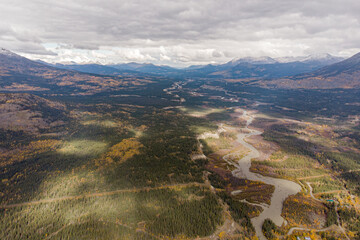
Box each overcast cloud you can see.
[1,0,360,66]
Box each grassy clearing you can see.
[200,136,234,155]
[252,151,328,180]
[81,119,119,128]
[179,106,224,118]
[274,168,328,179]
[57,140,108,157]
[256,153,316,169]
[305,176,343,194]
[189,124,218,135]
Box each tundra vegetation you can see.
[0,81,359,240]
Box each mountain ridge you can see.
[0,48,358,90]
[0,48,158,95]
[262,52,360,89]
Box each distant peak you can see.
[342,51,360,64]
[351,52,360,58]
[0,48,12,54]
[0,48,21,58]
[309,53,332,58]
[276,53,344,63]
[302,53,337,61]
[230,56,278,65]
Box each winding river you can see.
[223,110,302,240]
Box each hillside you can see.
[45,54,342,80]
[0,93,67,135]
[48,63,157,77]
[263,52,360,89]
[181,54,343,80]
[0,49,157,95]
[110,62,180,75]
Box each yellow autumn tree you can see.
[96,138,144,167]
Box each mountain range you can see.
[179,54,344,79]
[42,53,344,80]
[263,52,360,89]
[1,48,359,91]
[0,48,159,95]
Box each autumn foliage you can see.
[96,138,143,167]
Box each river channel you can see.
[223,110,302,240]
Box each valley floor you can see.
[1,86,360,239]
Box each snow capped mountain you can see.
[0,48,21,58]
[301,53,335,61]
[276,53,344,64]
[275,56,304,63]
[229,56,278,65]
[267,52,360,89]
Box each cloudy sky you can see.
[1,0,360,66]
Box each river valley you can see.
[220,109,302,240]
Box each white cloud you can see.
[1,0,360,66]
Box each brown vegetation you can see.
[0,139,60,168]
[96,138,144,167]
[282,193,327,229]
[0,93,66,134]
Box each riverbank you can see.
[200,108,302,239]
